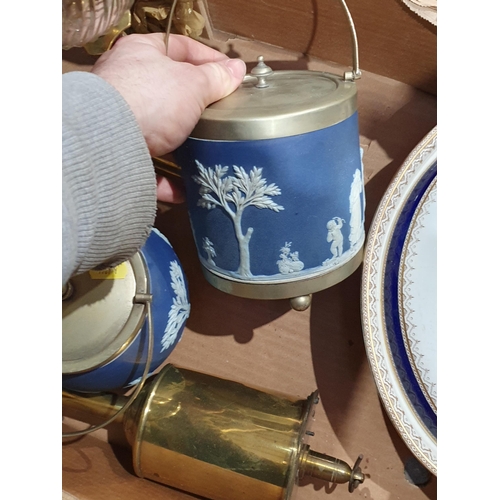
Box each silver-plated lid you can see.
[62,252,149,375]
[190,57,358,141]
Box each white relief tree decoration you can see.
[202,236,216,266]
[193,160,284,277]
[161,260,191,352]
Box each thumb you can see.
[196,58,247,108]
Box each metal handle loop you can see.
[162,1,360,81]
[164,0,179,55]
[337,0,362,81]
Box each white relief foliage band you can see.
[161,260,191,352]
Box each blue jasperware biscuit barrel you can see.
[174,57,365,310]
[62,228,190,392]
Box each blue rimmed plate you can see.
[361,127,437,475]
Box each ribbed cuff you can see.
[62,71,156,283]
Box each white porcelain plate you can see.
[361,127,437,475]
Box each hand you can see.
[91,33,246,202]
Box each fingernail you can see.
[224,58,247,79]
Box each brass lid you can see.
[62,252,149,375]
[190,57,358,141]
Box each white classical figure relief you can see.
[348,168,365,248]
[161,260,190,352]
[202,236,216,266]
[193,160,284,277]
[326,217,345,258]
[277,242,304,274]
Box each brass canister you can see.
[63,364,365,499]
[129,365,313,499]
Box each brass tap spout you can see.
[300,447,364,491]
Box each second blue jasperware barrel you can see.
[174,55,365,311]
[62,228,191,392]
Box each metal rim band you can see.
[189,73,357,141]
[62,251,149,375]
[201,247,363,300]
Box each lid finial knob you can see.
[249,55,274,88]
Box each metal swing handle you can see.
[338,0,362,81]
[163,0,361,81]
[84,1,361,82]
[244,0,361,85]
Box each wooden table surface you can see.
[62,36,437,500]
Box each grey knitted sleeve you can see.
[62,71,157,285]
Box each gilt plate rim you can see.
[361,126,437,475]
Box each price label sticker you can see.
[89,262,128,280]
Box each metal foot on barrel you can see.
[290,294,312,311]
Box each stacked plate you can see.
[361,127,437,475]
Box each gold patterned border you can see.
[361,126,437,475]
